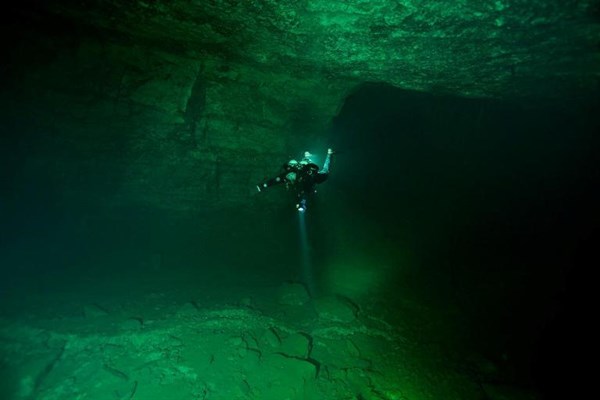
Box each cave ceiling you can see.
[3,0,599,213]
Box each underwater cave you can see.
[1,1,599,399]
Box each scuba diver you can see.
[257,148,334,212]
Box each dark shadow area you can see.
[329,83,599,398]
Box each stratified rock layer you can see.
[3,0,598,213]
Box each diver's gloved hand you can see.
[327,148,334,155]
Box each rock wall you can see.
[2,0,598,214]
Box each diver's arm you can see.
[320,148,333,174]
[256,172,288,192]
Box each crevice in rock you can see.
[103,364,129,381]
[34,342,66,393]
[273,352,321,379]
[184,68,207,147]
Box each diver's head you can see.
[303,151,314,163]
[300,151,313,168]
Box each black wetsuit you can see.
[257,152,332,208]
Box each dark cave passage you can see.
[328,83,599,397]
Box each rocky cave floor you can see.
[0,275,539,400]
